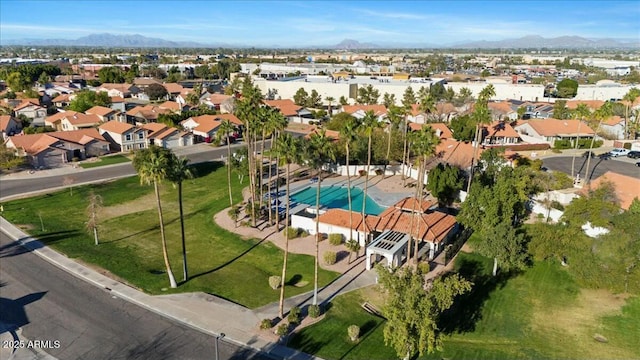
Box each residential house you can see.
[59,112,102,131]
[526,103,554,119]
[481,121,521,146]
[304,127,340,142]
[97,83,139,98]
[158,101,187,114]
[0,115,21,140]
[99,120,147,152]
[180,115,222,142]
[408,122,453,140]
[163,83,186,101]
[600,116,625,140]
[514,119,595,146]
[13,100,47,126]
[585,172,640,210]
[264,99,313,124]
[435,138,482,170]
[342,104,387,122]
[141,122,193,149]
[488,101,518,121]
[565,100,605,112]
[52,93,73,108]
[133,77,161,91]
[110,96,126,113]
[125,105,172,123]
[6,128,109,168]
[86,105,118,122]
[201,93,233,112]
[45,111,76,130]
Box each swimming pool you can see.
[290,186,386,215]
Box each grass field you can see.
[79,154,131,169]
[4,162,338,308]
[290,251,639,360]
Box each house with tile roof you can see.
[125,105,172,123]
[435,138,482,170]
[201,93,233,112]
[600,116,626,140]
[140,123,193,149]
[585,172,640,210]
[264,99,313,124]
[408,122,453,140]
[0,115,21,140]
[342,104,387,122]
[60,112,102,131]
[158,101,188,113]
[98,120,147,152]
[481,121,521,146]
[109,96,126,113]
[97,83,139,98]
[86,105,119,122]
[52,93,73,108]
[13,100,47,126]
[488,101,518,121]
[513,119,595,146]
[181,114,242,143]
[6,129,109,168]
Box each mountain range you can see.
[3,33,639,49]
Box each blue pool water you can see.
[290,186,386,215]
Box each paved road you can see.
[0,230,271,360]
[0,141,271,200]
[543,155,640,182]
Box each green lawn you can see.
[79,154,131,168]
[4,162,339,308]
[290,251,639,360]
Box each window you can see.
[138,132,144,140]
[125,134,132,141]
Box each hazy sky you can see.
[1,1,638,46]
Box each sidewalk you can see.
[0,216,376,360]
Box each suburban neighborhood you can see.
[0,1,639,360]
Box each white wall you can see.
[530,200,564,223]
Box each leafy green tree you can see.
[629,198,640,215]
[194,65,211,79]
[132,146,178,288]
[556,78,579,98]
[450,114,476,142]
[37,72,50,86]
[385,105,404,170]
[68,90,111,112]
[293,87,309,106]
[377,265,472,358]
[382,92,396,108]
[167,156,194,282]
[97,66,125,83]
[356,84,380,105]
[306,129,336,306]
[325,112,355,131]
[562,180,620,228]
[552,100,570,119]
[0,143,25,170]
[307,89,322,108]
[6,71,29,92]
[427,163,463,207]
[147,83,168,100]
[467,84,495,192]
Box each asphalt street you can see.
[542,155,640,181]
[0,227,272,360]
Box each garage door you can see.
[165,138,181,148]
[40,149,66,168]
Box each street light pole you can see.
[215,333,225,360]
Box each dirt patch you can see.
[101,193,157,220]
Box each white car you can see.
[609,148,630,157]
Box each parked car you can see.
[609,148,630,157]
[627,151,640,159]
[636,162,640,167]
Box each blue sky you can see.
[1,1,638,46]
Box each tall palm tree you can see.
[341,115,361,245]
[306,129,336,306]
[360,110,381,243]
[407,126,440,268]
[167,155,194,282]
[466,84,495,193]
[584,102,613,186]
[273,133,299,319]
[133,146,178,288]
[325,96,335,117]
[385,105,404,175]
[419,93,436,123]
[570,103,591,179]
[622,88,640,139]
[264,108,287,226]
[215,119,237,214]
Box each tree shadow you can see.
[188,237,268,282]
[336,250,349,263]
[0,291,47,333]
[438,257,511,334]
[189,161,223,179]
[0,230,79,258]
[287,330,329,356]
[286,274,303,286]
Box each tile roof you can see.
[48,128,106,145]
[110,96,125,103]
[158,101,182,111]
[133,78,161,86]
[99,120,135,134]
[9,129,106,155]
[305,128,340,141]
[126,105,171,120]
[53,93,72,102]
[0,115,17,131]
[63,112,101,126]
[186,115,222,134]
[264,99,303,117]
[565,100,604,111]
[435,138,481,169]
[208,93,232,104]
[408,122,453,139]
[523,118,595,136]
[86,105,116,117]
[140,122,167,133]
[586,171,640,210]
[603,116,624,126]
[214,113,243,126]
[46,111,77,124]
[99,83,134,91]
[163,83,184,94]
[14,100,41,111]
[483,121,520,139]
[488,101,516,114]
[342,104,387,116]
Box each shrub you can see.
[284,227,299,238]
[328,233,343,246]
[347,324,360,342]
[623,142,632,150]
[417,262,431,274]
[287,306,301,324]
[260,318,273,330]
[268,275,281,290]
[228,206,240,220]
[323,251,337,265]
[550,200,565,211]
[299,229,310,237]
[358,169,367,176]
[308,304,321,318]
[374,168,384,176]
[275,323,289,336]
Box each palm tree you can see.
[264,108,287,227]
[407,126,440,268]
[466,84,495,193]
[385,105,404,175]
[419,93,436,123]
[325,96,335,117]
[360,111,381,243]
[622,88,640,139]
[167,155,194,282]
[133,146,178,288]
[306,129,336,306]
[215,119,237,213]
[273,133,300,319]
[570,103,591,179]
[584,102,613,186]
[341,115,361,245]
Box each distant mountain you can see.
[3,33,228,48]
[454,35,640,49]
[333,39,379,50]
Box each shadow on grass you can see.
[190,161,224,179]
[339,319,382,360]
[187,237,268,282]
[287,274,303,286]
[0,230,80,258]
[439,256,512,335]
[288,331,329,356]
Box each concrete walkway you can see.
[0,216,377,360]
